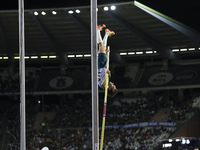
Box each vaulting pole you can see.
[100,46,110,150]
[18,0,26,149]
[91,0,99,149]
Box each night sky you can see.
[0,0,200,32]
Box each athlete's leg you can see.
[97,24,106,44]
[103,28,115,47]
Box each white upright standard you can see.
[18,0,26,149]
[90,0,99,149]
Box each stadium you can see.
[0,0,200,149]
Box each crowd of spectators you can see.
[162,97,195,126]
[100,126,170,150]
[0,71,35,93]
[51,97,92,128]
[0,92,198,150]
[104,96,158,126]
[25,128,90,150]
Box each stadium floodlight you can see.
[3,57,8,59]
[188,47,195,51]
[163,143,172,148]
[181,138,186,144]
[68,10,74,14]
[52,11,57,15]
[75,9,81,13]
[76,55,83,57]
[175,139,180,142]
[34,11,39,16]
[67,55,75,58]
[128,52,135,55]
[136,51,143,54]
[14,56,30,59]
[168,139,173,142]
[172,49,179,52]
[14,56,20,59]
[40,56,48,59]
[49,56,57,58]
[41,11,46,15]
[110,5,116,10]
[146,51,153,54]
[186,139,190,144]
[103,6,109,11]
[84,54,91,57]
[31,56,38,59]
[120,52,127,55]
[25,56,29,59]
[180,48,187,51]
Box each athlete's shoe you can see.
[97,24,106,31]
[105,28,115,36]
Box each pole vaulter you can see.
[96,24,118,150]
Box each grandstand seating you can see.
[2,93,197,150]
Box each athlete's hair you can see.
[108,88,118,97]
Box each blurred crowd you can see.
[0,91,197,150]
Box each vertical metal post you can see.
[18,0,26,149]
[91,0,99,150]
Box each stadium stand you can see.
[1,92,198,150]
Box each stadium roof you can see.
[0,1,200,66]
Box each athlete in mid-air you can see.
[97,24,117,97]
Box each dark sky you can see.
[1,0,200,32]
[138,0,200,32]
